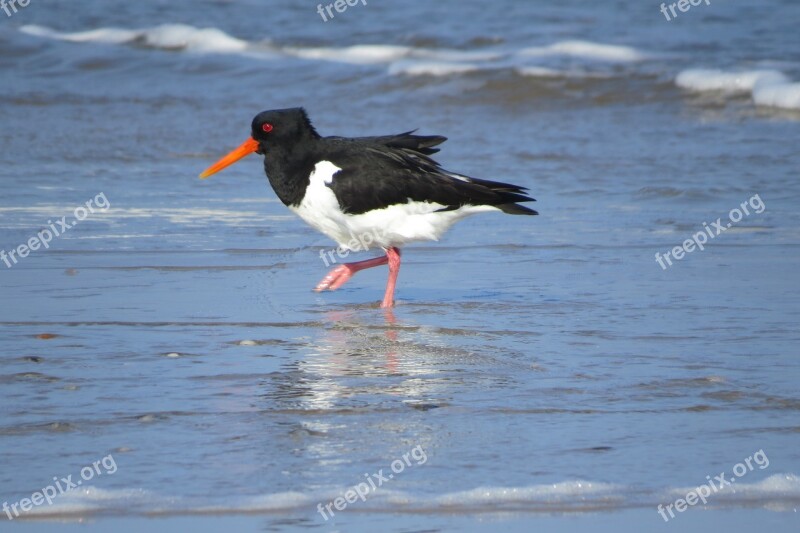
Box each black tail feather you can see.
[498,203,538,215]
[466,176,537,214]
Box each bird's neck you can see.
[263,143,319,207]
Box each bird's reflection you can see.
[261,306,450,412]
[256,306,448,470]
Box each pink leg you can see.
[314,254,388,292]
[380,247,401,309]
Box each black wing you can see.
[328,130,447,155]
[323,136,538,216]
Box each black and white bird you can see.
[199,108,537,308]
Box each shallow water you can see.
[1,0,799,530]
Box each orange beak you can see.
[199,137,260,179]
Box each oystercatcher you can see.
[199,108,537,308]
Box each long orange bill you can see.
[199,137,260,179]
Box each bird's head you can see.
[199,107,319,179]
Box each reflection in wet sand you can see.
[261,308,453,413]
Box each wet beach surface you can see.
[1,0,799,530]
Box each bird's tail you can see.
[497,203,538,215]
[467,176,538,215]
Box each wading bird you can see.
[199,108,537,308]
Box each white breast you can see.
[289,160,499,251]
[288,161,346,240]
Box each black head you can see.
[199,107,319,179]
[251,108,320,152]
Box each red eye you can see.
[262,123,274,133]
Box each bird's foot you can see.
[314,264,356,292]
[314,255,390,292]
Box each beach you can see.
[1,0,799,530]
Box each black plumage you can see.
[251,108,538,216]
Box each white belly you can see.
[288,161,498,251]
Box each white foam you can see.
[284,44,413,64]
[675,69,787,93]
[19,25,648,78]
[515,66,564,78]
[668,473,800,505]
[676,68,800,109]
[21,486,153,517]
[20,23,248,53]
[389,61,482,76]
[8,475,800,518]
[519,40,646,62]
[20,24,139,44]
[742,473,800,495]
[138,24,248,52]
[516,66,610,79]
[753,79,800,110]
[432,480,622,506]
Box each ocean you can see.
[1,0,799,531]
